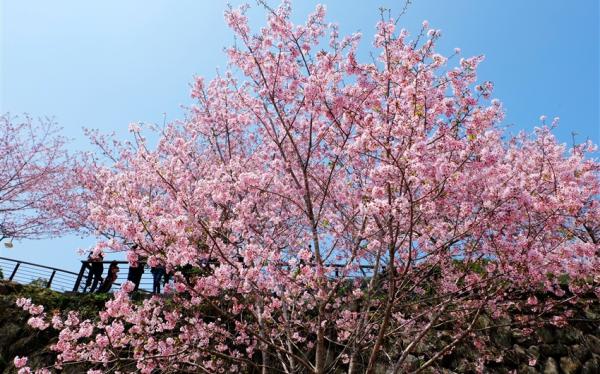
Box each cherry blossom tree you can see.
[0,114,77,244]
[14,2,600,373]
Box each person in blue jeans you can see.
[151,264,165,294]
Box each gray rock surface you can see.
[559,355,581,374]
[543,357,559,374]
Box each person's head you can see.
[89,252,104,261]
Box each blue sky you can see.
[1,1,598,272]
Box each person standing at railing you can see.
[151,264,165,294]
[127,261,145,292]
[83,253,104,293]
[96,261,119,293]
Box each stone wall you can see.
[1,280,598,373]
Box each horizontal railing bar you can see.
[18,263,71,272]
[48,273,75,279]
[0,257,79,275]
[15,267,59,276]
[18,271,77,280]
[9,273,74,282]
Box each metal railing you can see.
[0,256,81,292]
[72,261,155,293]
[1,256,378,294]
[0,257,156,293]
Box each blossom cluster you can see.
[12,2,599,372]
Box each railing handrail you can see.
[1,257,377,276]
[1,256,379,294]
[0,256,79,276]
[78,259,376,270]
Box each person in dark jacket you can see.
[96,261,119,293]
[151,264,166,294]
[126,262,145,292]
[83,253,104,293]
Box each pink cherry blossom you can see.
[0,115,80,243]
[14,356,27,368]
[13,2,600,373]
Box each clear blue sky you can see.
[1,1,598,272]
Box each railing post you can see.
[47,270,56,288]
[9,262,20,281]
[73,261,87,292]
